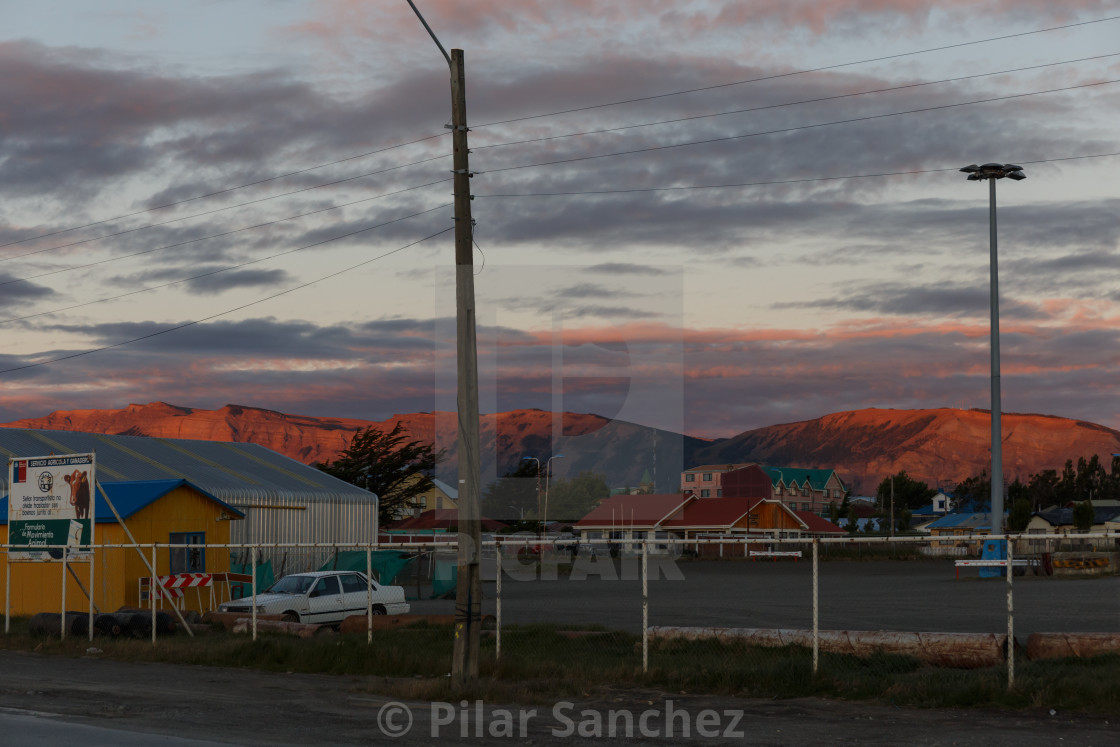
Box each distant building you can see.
[680,462,845,515]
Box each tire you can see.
[281,612,299,623]
[371,605,386,616]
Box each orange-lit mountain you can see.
[0,402,700,492]
[690,407,1120,495]
[4,403,1119,495]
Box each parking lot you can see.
[410,557,1120,637]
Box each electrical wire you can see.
[472,53,1120,152]
[0,132,449,251]
[9,16,1115,256]
[0,204,452,326]
[1,154,451,264]
[0,226,454,375]
[0,179,450,288]
[472,14,1120,127]
[475,151,1120,198]
[480,78,1120,175]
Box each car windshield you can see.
[265,575,316,595]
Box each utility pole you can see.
[449,47,482,686]
[404,1,482,685]
[890,477,895,538]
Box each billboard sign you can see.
[7,453,95,561]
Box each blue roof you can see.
[1,478,244,524]
[926,512,991,530]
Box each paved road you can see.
[0,651,1115,746]
[410,558,1120,637]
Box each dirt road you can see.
[0,650,1114,745]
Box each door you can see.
[305,575,344,623]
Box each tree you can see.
[953,472,991,514]
[828,501,840,524]
[1026,469,1060,511]
[316,423,441,525]
[480,462,539,522]
[544,471,610,522]
[874,471,936,511]
[1007,498,1033,532]
[844,504,859,535]
[1072,499,1095,532]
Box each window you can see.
[802,503,811,511]
[169,532,205,574]
[312,576,341,597]
[716,489,723,497]
[703,473,713,481]
[700,489,710,497]
[339,574,368,593]
[685,473,695,482]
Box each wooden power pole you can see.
[403,2,482,686]
[449,48,482,685]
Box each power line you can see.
[473,53,1120,152]
[1,154,451,264]
[0,226,454,375]
[473,14,1120,127]
[480,78,1120,175]
[7,15,1116,257]
[475,151,1120,198]
[0,179,450,288]
[0,204,451,326]
[0,132,449,251]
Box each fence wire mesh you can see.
[2,534,1118,693]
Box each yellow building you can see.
[2,479,243,616]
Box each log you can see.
[1026,633,1120,660]
[230,618,325,638]
[646,627,1008,669]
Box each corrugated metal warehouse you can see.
[0,428,379,607]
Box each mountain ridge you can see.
[4,403,1119,496]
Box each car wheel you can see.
[281,611,299,623]
[371,605,386,616]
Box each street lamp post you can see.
[960,162,1026,538]
[520,456,541,532]
[544,455,565,533]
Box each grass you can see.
[2,616,1117,714]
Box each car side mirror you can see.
[308,588,321,598]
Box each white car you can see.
[218,570,409,625]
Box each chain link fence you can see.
[4,534,1118,690]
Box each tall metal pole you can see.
[989,176,1003,536]
[449,47,483,685]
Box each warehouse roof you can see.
[1,478,245,523]
[0,428,372,506]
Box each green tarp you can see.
[432,558,456,598]
[316,550,414,585]
[228,555,275,598]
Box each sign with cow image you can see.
[7,453,95,561]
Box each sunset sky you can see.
[1,1,1118,440]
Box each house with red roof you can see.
[573,491,844,554]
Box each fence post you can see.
[61,550,67,642]
[4,553,10,634]
[150,545,157,644]
[812,538,819,675]
[1006,537,1014,690]
[88,540,95,642]
[366,545,373,646]
[251,546,258,642]
[642,540,648,673]
[495,542,502,662]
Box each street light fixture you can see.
[959,162,1026,538]
[544,455,565,533]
